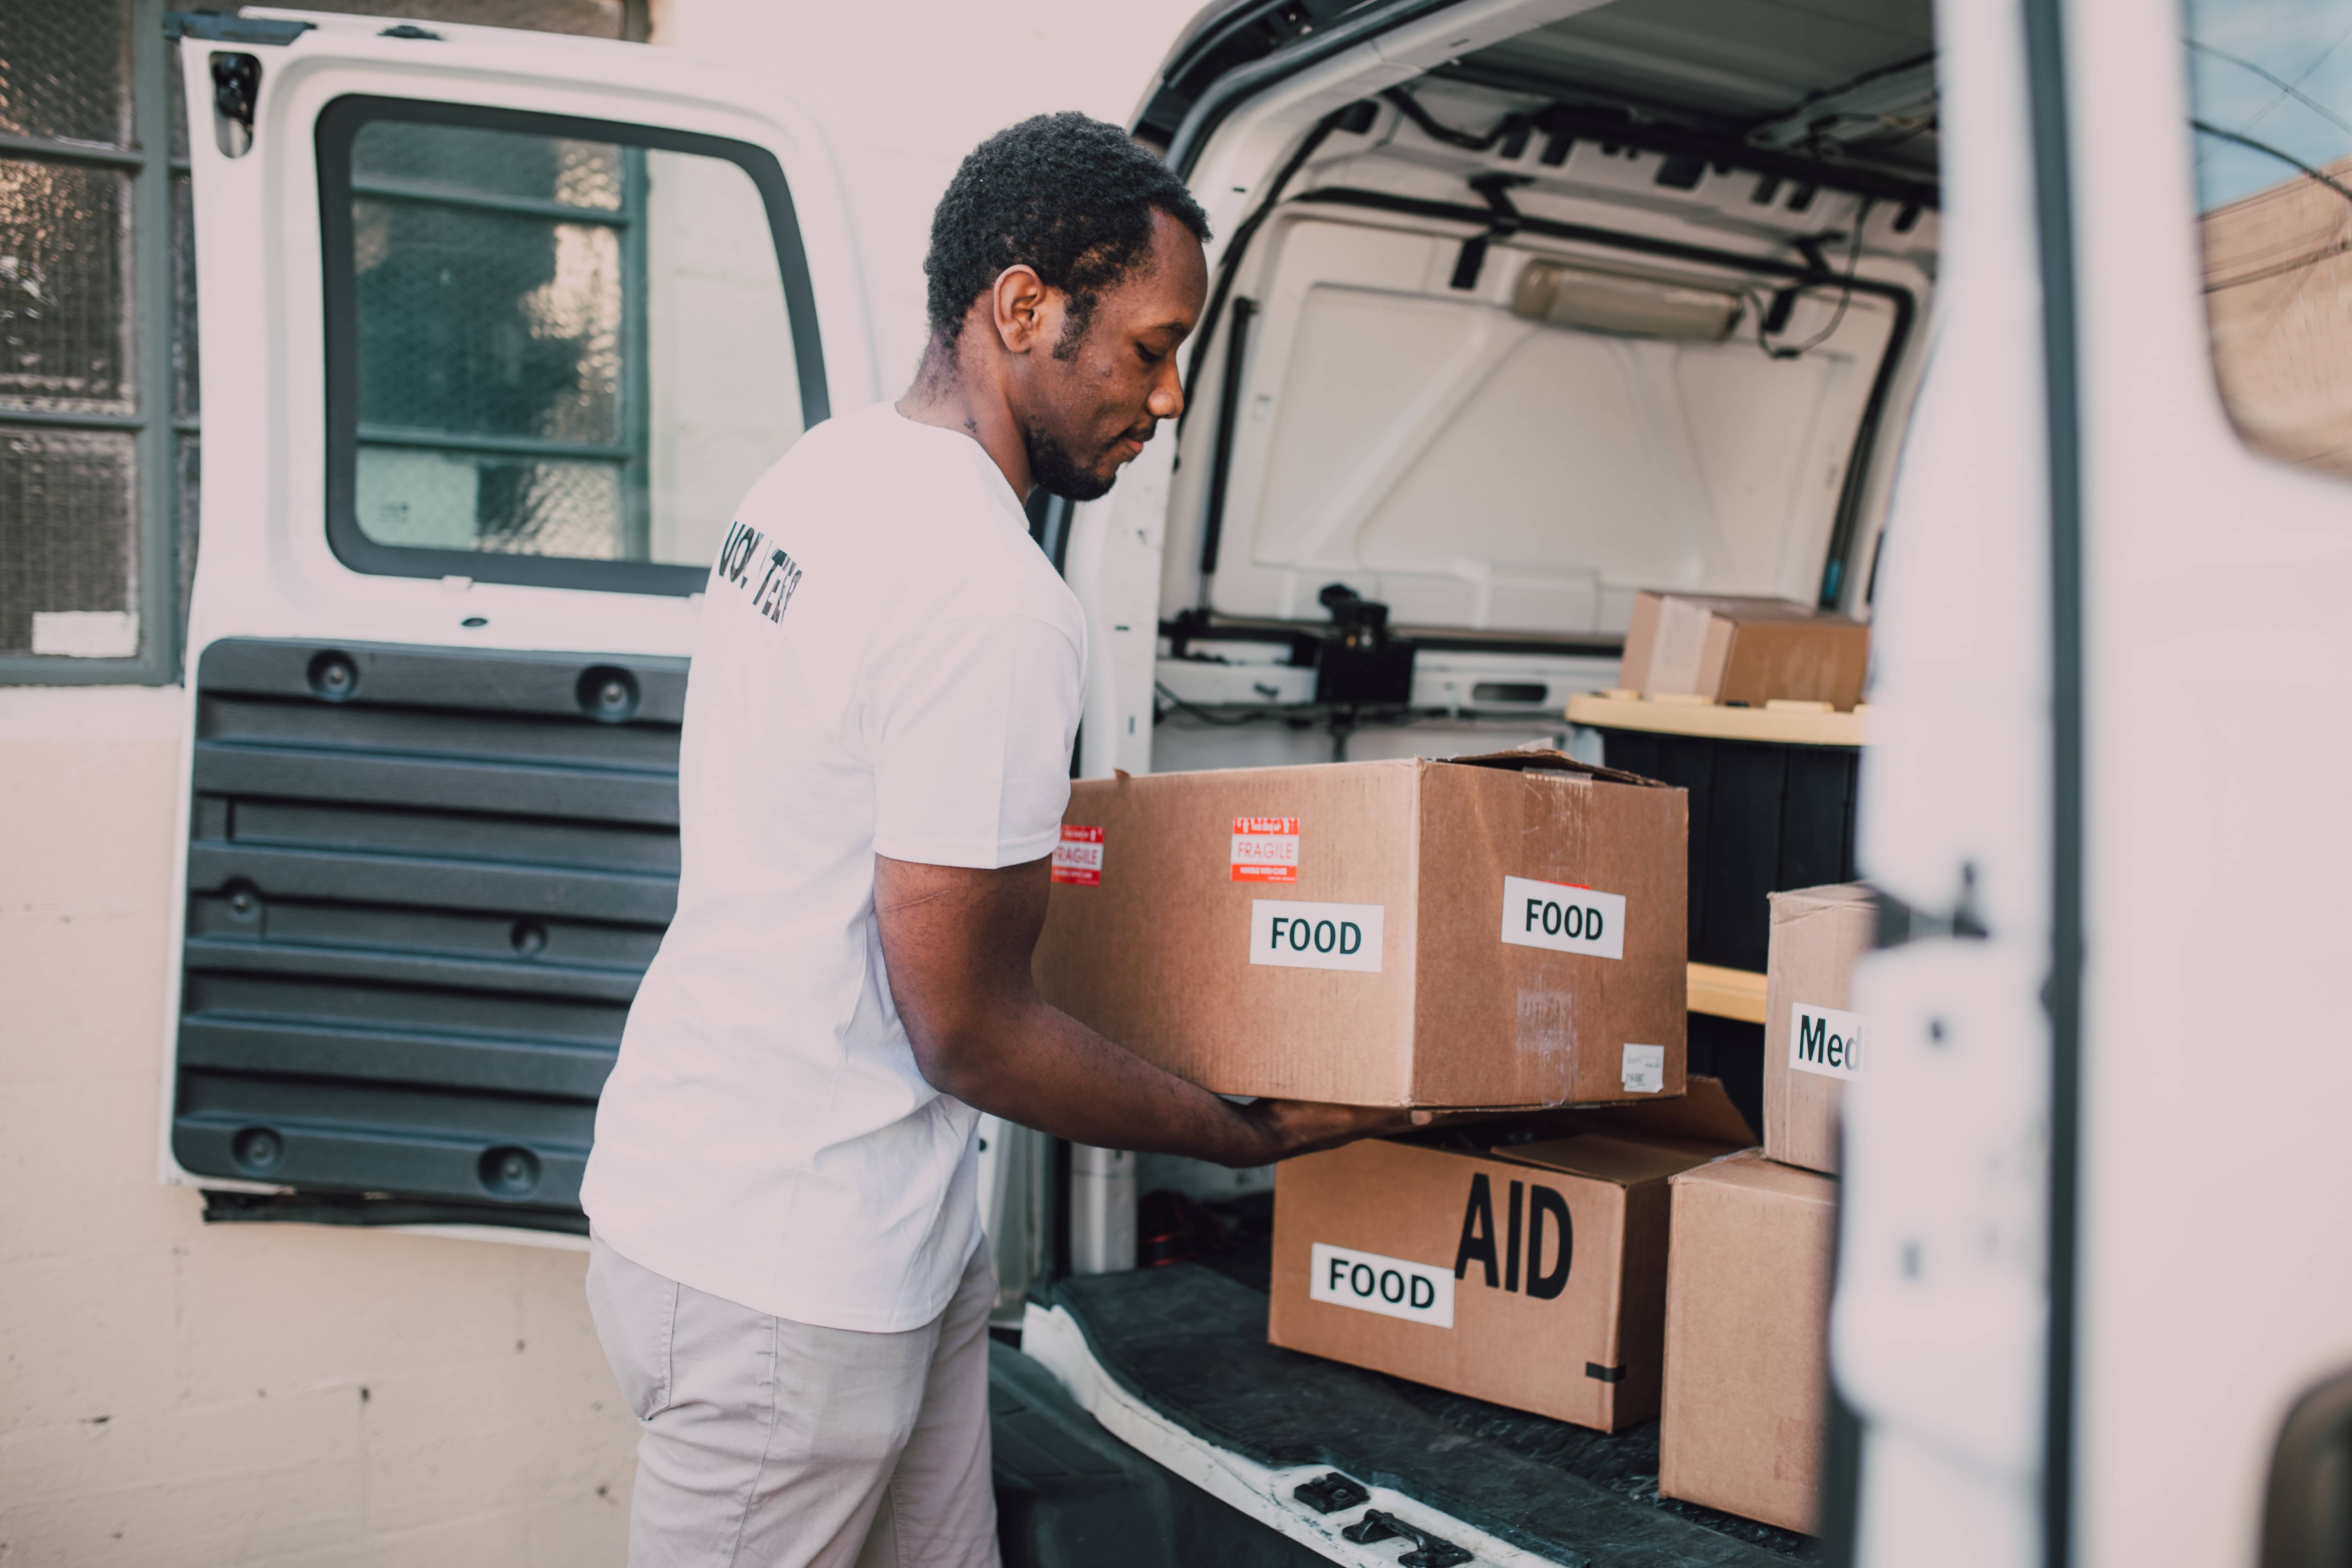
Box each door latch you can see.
[1340,1509,1474,1567]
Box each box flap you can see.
[1669,1145,1838,1202]
[1769,882,1876,923]
[1552,1074,1756,1148]
[1439,746,1672,790]
[1501,1130,1732,1187]
[1646,592,1858,626]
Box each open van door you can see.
[162,9,875,1231]
[1836,0,2352,1563]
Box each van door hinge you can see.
[208,52,260,158]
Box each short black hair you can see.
[923,111,1210,350]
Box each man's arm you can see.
[874,853,1421,1166]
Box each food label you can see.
[1790,1003,1864,1081]
[1310,1242,1453,1328]
[1249,900,1383,972]
[1500,875,1627,960]
[1050,825,1103,886]
[1622,1043,1666,1094]
[1230,817,1300,882]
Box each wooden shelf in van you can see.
[1567,690,1868,747]
[1688,962,1768,1024]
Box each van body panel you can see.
[2068,0,2352,1562]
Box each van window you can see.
[0,0,182,683]
[318,100,825,593]
[2186,0,2352,481]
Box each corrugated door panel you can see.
[173,638,685,1224]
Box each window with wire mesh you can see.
[342,118,803,570]
[2187,0,2352,480]
[0,0,146,661]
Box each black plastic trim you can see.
[1137,0,1367,149]
[1163,0,1461,178]
[2023,0,2084,1562]
[174,637,687,1229]
[315,95,829,595]
[1422,65,1941,211]
[165,11,313,43]
[202,1189,590,1234]
[2260,1366,2352,1567]
[1200,296,1255,577]
[1162,609,1623,661]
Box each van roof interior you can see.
[1157,0,1940,656]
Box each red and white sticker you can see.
[1230,817,1300,882]
[1052,825,1103,886]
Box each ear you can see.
[990,264,1062,356]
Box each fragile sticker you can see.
[1230,816,1300,882]
[1310,1242,1453,1328]
[1051,825,1103,886]
[1621,1043,1666,1094]
[1249,900,1383,972]
[1790,1003,1863,1081]
[1500,875,1627,960]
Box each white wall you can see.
[0,5,1204,1564]
[0,688,641,1566]
[648,0,1200,392]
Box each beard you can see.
[1022,413,1119,502]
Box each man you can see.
[580,112,1416,1567]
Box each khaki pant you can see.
[587,1236,999,1568]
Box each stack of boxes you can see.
[1657,883,1871,1532]
[1618,590,1870,711]
[1034,748,1715,1431]
[1031,592,1874,1536]
[1267,1077,1753,1432]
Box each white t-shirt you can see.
[582,401,1085,1332]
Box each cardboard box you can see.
[1033,752,1688,1108]
[1619,592,1870,711]
[1660,1149,1837,1533]
[1761,884,1875,1174]
[1266,1079,1755,1431]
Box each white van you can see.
[22,0,2347,1562]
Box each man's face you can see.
[1017,209,1208,502]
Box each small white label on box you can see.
[1622,1043,1666,1093]
[1249,900,1383,972]
[1790,1003,1864,1081]
[1500,875,1626,960]
[1230,816,1300,882]
[1051,826,1102,886]
[1309,1242,1453,1327]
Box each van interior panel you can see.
[1159,0,1939,655]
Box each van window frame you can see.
[315,95,829,595]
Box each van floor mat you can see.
[992,1339,1330,1568]
[1036,1264,1809,1567]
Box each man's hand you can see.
[1236,1099,1435,1162]
[874,853,1417,1167]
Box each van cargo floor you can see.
[1026,1256,1811,1567]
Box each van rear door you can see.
[165,10,875,1231]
